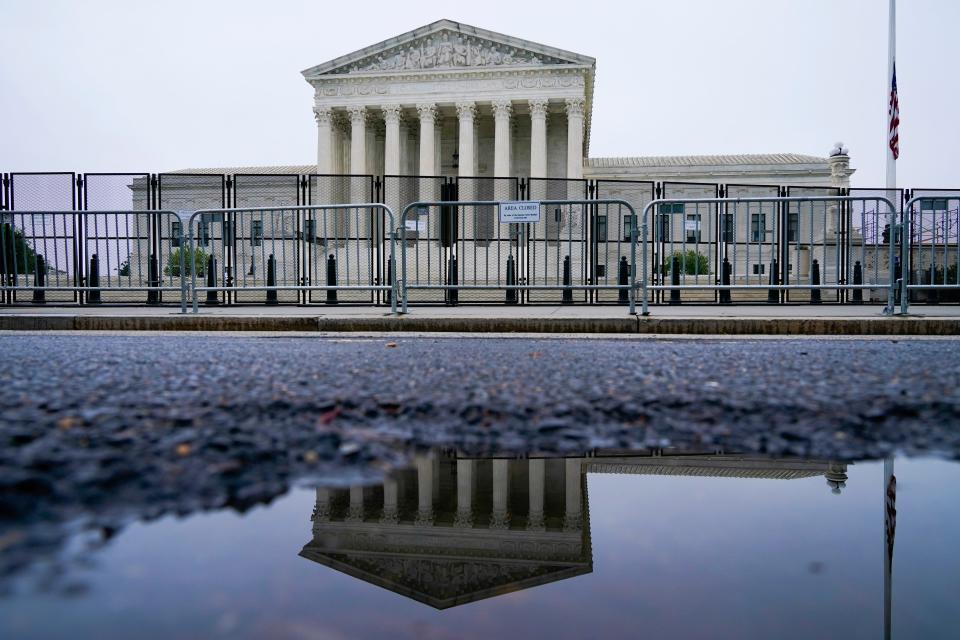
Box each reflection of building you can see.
[299,451,849,609]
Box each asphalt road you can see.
[1,334,959,581]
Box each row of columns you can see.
[313,456,584,531]
[314,98,586,180]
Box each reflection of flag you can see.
[885,472,897,566]
[888,63,900,160]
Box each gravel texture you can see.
[1,334,959,585]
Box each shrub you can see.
[662,250,710,276]
[164,247,207,277]
[0,225,39,275]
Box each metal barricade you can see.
[397,199,639,314]
[0,210,186,307]
[900,194,960,313]
[639,195,898,315]
[186,204,399,313]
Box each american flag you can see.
[889,62,900,160]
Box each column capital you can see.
[381,104,402,124]
[456,101,476,121]
[346,104,366,125]
[529,98,549,120]
[416,103,437,123]
[564,97,585,118]
[492,99,512,119]
[313,105,333,125]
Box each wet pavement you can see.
[1,334,959,637]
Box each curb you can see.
[1,314,958,335]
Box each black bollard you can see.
[669,255,681,305]
[32,254,46,304]
[617,256,629,305]
[852,260,863,304]
[810,259,822,304]
[893,257,902,306]
[266,254,278,305]
[87,254,101,304]
[719,257,732,304]
[385,258,393,305]
[446,255,458,306]
[562,255,573,304]
[326,254,338,304]
[506,254,518,304]
[147,253,160,305]
[205,255,219,305]
[767,259,779,304]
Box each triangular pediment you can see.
[299,549,591,609]
[302,19,595,78]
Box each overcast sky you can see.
[1,0,956,187]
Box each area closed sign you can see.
[499,201,541,224]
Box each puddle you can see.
[1,450,958,639]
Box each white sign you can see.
[499,201,541,224]
[684,220,700,232]
[405,219,427,234]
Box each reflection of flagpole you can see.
[884,456,897,640]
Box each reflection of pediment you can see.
[302,19,595,78]
[299,549,590,610]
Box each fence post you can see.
[446,255,458,306]
[32,254,45,304]
[206,255,219,305]
[87,254,101,304]
[852,260,863,304]
[618,255,629,304]
[506,254,518,304]
[147,253,160,305]
[810,259,822,304]
[719,257,731,304]
[767,259,779,304]
[562,255,573,305]
[385,257,393,306]
[669,255,681,305]
[266,254,278,305]
[326,254,338,305]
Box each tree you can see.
[164,247,207,277]
[0,224,38,275]
[662,250,710,276]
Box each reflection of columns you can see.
[455,459,474,527]
[490,459,510,529]
[564,98,585,181]
[314,105,333,175]
[380,478,398,523]
[492,100,512,178]
[529,99,548,179]
[528,458,545,530]
[415,455,433,525]
[347,486,364,521]
[313,488,331,523]
[564,457,582,531]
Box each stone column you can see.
[381,478,398,523]
[382,105,402,222]
[492,100,513,178]
[415,454,433,525]
[348,105,367,208]
[417,103,438,202]
[564,457,582,531]
[347,486,364,521]
[314,105,333,175]
[529,99,549,201]
[457,102,477,224]
[491,459,510,529]
[565,98,585,181]
[528,458,545,530]
[455,459,474,527]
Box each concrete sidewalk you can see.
[1,304,959,335]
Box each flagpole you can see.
[886,0,897,192]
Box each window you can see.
[198,221,210,247]
[921,198,949,212]
[622,215,633,241]
[171,220,181,247]
[685,213,702,244]
[787,212,799,242]
[721,213,734,243]
[250,220,263,247]
[751,213,767,242]
[595,214,608,240]
[655,214,670,242]
[752,263,765,275]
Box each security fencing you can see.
[899,193,960,312]
[638,195,899,314]
[184,204,399,313]
[397,199,639,313]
